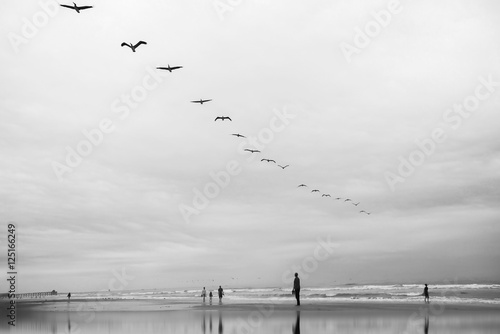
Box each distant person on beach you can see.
[292,273,300,306]
[218,286,224,302]
[423,284,429,303]
[201,287,207,303]
[67,293,71,301]
[209,291,213,304]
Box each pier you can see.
[0,290,57,298]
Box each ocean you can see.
[43,283,500,305]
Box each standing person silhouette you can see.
[292,273,300,306]
[423,284,429,303]
[67,293,71,301]
[218,286,224,303]
[209,291,213,304]
[201,287,207,303]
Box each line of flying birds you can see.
[60,3,234,121]
[59,2,372,216]
[297,184,370,214]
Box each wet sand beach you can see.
[6,298,500,333]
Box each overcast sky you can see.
[1,0,499,293]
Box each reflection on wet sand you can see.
[292,311,300,334]
[13,303,500,334]
[202,311,222,333]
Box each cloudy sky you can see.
[1,0,499,293]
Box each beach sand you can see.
[5,298,500,333]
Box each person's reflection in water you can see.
[209,312,213,333]
[67,312,71,333]
[292,311,300,334]
[424,314,429,334]
[202,311,206,334]
[50,317,57,334]
[218,312,223,334]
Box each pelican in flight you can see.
[261,159,276,163]
[335,197,342,200]
[297,184,307,187]
[244,149,260,153]
[352,202,360,206]
[311,189,320,193]
[191,99,212,104]
[215,116,232,121]
[231,133,246,138]
[344,198,352,202]
[278,165,289,169]
[121,41,147,52]
[157,65,183,72]
[60,2,93,13]
[360,210,371,215]
[322,194,331,197]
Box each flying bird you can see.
[60,2,93,13]
[278,165,289,169]
[322,194,331,197]
[156,65,183,72]
[352,202,360,206]
[231,133,246,138]
[261,159,276,163]
[335,197,342,200]
[297,184,307,187]
[244,149,260,153]
[360,210,371,215]
[344,199,352,202]
[191,99,212,104]
[121,41,147,52]
[311,189,320,193]
[215,116,232,121]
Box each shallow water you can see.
[6,306,500,334]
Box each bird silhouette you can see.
[231,133,246,138]
[344,199,352,202]
[311,189,320,193]
[261,159,276,163]
[352,202,360,206]
[215,116,232,121]
[156,65,183,72]
[297,184,307,187]
[335,197,342,200]
[191,99,212,104]
[278,165,289,169]
[121,41,147,52]
[60,2,93,13]
[360,210,371,215]
[244,149,260,153]
[322,194,331,197]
